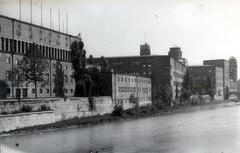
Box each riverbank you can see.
[0,100,233,137]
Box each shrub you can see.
[112,105,123,117]
[40,105,47,111]
[21,105,32,112]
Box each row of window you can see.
[5,70,74,84]
[118,86,151,93]
[6,88,74,95]
[32,88,74,94]
[116,97,151,104]
[0,37,72,61]
[117,76,151,84]
[15,24,69,47]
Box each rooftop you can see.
[0,15,79,39]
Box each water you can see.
[1,102,240,153]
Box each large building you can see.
[168,47,188,66]
[189,65,224,100]
[203,59,229,98]
[112,73,152,107]
[0,15,80,98]
[94,55,187,101]
[229,56,238,82]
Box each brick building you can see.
[189,65,224,100]
[203,59,229,97]
[0,15,80,98]
[94,55,187,101]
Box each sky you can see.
[0,0,240,75]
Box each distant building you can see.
[229,57,238,82]
[94,55,187,101]
[168,47,188,66]
[140,42,151,56]
[189,65,224,100]
[203,59,229,98]
[112,73,152,108]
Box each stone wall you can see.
[0,96,151,133]
[0,97,115,132]
[0,111,55,132]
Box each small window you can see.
[6,88,10,94]
[32,89,35,93]
[71,89,73,93]
[6,58,10,64]
[46,89,49,93]
[39,88,42,94]
[65,89,68,93]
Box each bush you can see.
[21,105,32,112]
[112,105,123,117]
[40,105,48,111]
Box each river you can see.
[1,102,240,153]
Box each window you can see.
[46,89,49,93]
[16,59,19,65]
[6,88,10,94]
[1,38,4,50]
[70,75,74,83]
[6,57,10,64]
[71,89,73,93]
[17,41,21,53]
[65,89,68,93]
[65,75,68,83]
[32,89,35,93]
[53,88,56,93]
[5,38,9,51]
[39,88,42,94]
[5,70,11,80]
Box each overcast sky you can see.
[0,0,240,75]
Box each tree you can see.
[55,61,64,97]
[206,75,215,99]
[129,94,139,113]
[175,83,178,100]
[181,69,191,102]
[0,80,9,99]
[225,86,229,100]
[88,55,94,64]
[100,56,110,73]
[71,40,88,97]
[10,66,26,101]
[161,85,173,105]
[18,43,47,98]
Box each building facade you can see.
[189,65,224,100]
[112,73,152,106]
[0,15,80,98]
[229,56,238,82]
[203,59,229,98]
[94,55,187,101]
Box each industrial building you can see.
[203,59,229,98]
[189,65,224,100]
[0,15,80,98]
[94,54,187,101]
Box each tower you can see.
[140,43,151,56]
[229,56,238,82]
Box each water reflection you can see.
[1,102,240,153]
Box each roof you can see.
[0,15,79,39]
[94,54,187,67]
[203,59,228,62]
